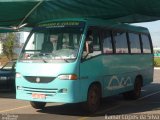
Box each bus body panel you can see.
[80,54,153,101]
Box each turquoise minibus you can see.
[16,18,153,113]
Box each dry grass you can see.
[0,55,9,66]
[0,54,17,66]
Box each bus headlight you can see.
[16,73,22,78]
[58,74,78,80]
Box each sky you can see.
[132,20,160,48]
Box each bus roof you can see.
[38,18,149,34]
[86,19,149,34]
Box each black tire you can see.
[123,77,142,100]
[83,84,101,113]
[30,101,46,109]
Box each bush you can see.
[154,57,160,67]
[2,33,16,61]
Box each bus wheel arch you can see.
[83,82,102,113]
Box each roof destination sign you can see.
[38,21,85,28]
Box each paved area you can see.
[0,69,160,120]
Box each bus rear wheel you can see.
[123,77,142,100]
[83,84,101,113]
[30,101,46,109]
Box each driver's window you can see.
[82,28,101,60]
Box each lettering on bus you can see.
[106,76,132,90]
[38,21,84,28]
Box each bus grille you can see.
[22,87,58,96]
[24,76,56,83]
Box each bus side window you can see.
[141,34,151,53]
[113,32,128,54]
[102,31,113,54]
[128,33,141,53]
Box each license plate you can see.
[32,93,46,99]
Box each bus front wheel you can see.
[123,77,142,100]
[83,84,101,113]
[30,101,46,109]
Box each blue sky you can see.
[132,20,160,48]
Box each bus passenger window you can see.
[128,33,141,53]
[113,32,128,54]
[141,34,151,53]
[102,31,113,54]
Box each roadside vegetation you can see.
[0,54,9,66]
[0,54,17,66]
[154,57,160,67]
[0,33,17,66]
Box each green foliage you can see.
[2,33,16,60]
[154,57,160,67]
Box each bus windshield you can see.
[20,26,84,63]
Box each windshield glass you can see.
[19,22,84,63]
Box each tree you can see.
[2,33,16,60]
